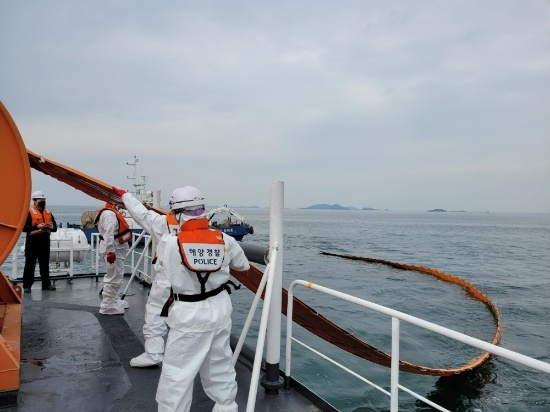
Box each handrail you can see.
[245,243,279,412]
[91,231,153,282]
[7,231,91,279]
[120,233,153,298]
[232,256,274,366]
[286,279,550,412]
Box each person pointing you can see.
[116,185,250,411]
[112,185,177,367]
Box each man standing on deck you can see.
[22,190,58,292]
[144,186,249,412]
[95,202,131,315]
[113,185,226,368]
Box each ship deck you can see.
[3,274,330,411]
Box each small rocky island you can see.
[427,209,447,212]
[302,204,377,210]
[303,204,348,210]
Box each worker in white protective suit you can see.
[112,185,179,366]
[95,202,132,315]
[142,186,249,412]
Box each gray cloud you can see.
[2,0,549,212]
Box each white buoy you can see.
[49,228,91,263]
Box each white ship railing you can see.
[232,243,279,412]
[232,181,285,412]
[7,232,91,279]
[91,231,154,284]
[286,280,550,412]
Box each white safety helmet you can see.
[31,190,46,200]
[169,186,206,221]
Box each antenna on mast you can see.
[126,155,152,204]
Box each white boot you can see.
[117,298,129,309]
[130,352,163,367]
[213,401,238,412]
[99,295,125,315]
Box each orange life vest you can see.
[29,206,53,226]
[177,218,225,273]
[94,206,132,244]
[158,218,237,314]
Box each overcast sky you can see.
[1,1,549,212]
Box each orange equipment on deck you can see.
[0,101,29,406]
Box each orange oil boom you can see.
[317,251,502,375]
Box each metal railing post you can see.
[284,278,296,389]
[261,181,284,394]
[10,243,19,281]
[246,246,279,412]
[390,317,400,412]
[69,237,74,277]
[92,233,100,277]
[232,258,274,366]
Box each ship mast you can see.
[126,155,152,205]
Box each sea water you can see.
[3,207,549,411]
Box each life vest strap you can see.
[159,280,241,318]
[174,283,225,302]
[166,280,241,305]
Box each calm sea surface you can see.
[4,206,550,411]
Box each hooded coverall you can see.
[151,225,250,412]
[122,192,173,365]
[98,208,129,314]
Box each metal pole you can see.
[121,235,152,299]
[11,242,18,281]
[390,317,400,412]
[246,246,279,411]
[151,189,161,283]
[261,181,284,394]
[232,258,273,366]
[69,236,74,278]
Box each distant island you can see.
[303,204,348,210]
[302,204,377,211]
[207,205,260,209]
[427,209,447,212]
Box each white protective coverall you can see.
[98,209,130,315]
[121,192,172,366]
[153,227,250,412]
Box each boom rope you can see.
[27,150,164,215]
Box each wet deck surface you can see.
[3,275,325,411]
